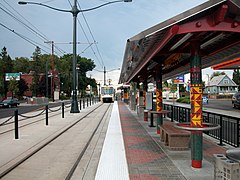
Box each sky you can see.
[0,0,234,88]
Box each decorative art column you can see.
[190,40,203,168]
[156,65,163,134]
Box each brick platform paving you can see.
[118,101,186,180]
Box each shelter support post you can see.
[130,82,137,111]
[123,87,128,104]
[190,40,203,168]
[156,65,163,134]
[143,78,148,108]
[138,82,145,116]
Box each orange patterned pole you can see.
[156,65,163,134]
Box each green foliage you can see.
[232,69,240,91]
[0,46,97,98]
[210,71,226,80]
[163,81,168,88]
[0,47,13,96]
[1,47,13,73]
[179,84,186,92]
[17,79,28,97]
[13,57,31,73]
[170,79,177,92]
[60,94,69,100]
[176,96,190,104]
[8,78,19,97]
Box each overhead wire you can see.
[77,1,105,68]
[67,0,105,68]
[0,22,49,54]
[1,1,66,56]
[2,0,48,41]
[3,0,66,55]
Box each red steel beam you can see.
[211,57,240,70]
[177,5,240,34]
[127,25,179,83]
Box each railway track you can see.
[0,103,112,179]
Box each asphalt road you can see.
[0,100,71,119]
[204,98,240,112]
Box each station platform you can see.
[96,101,229,180]
[0,101,231,180]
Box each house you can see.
[205,75,238,95]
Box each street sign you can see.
[5,73,21,81]
[202,96,208,104]
[174,75,184,84]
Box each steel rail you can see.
[65,103,111,179]
[0,103,105,178]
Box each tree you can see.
[57,54,96,97]
[232,69,240,91]
[13,57,31,73]
[17,79,28,98]
[210,71,226,79]
[8,78,19,97]
[1,47,13,73]
[31,46,42,96]
[0,47,13,97]
[162,81,168,88]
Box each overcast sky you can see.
[0,0,234,87]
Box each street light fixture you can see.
[19,0,132,113]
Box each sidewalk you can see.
[117,101,231,180]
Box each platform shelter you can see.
[119,0,240,168]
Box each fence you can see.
[0,97,99,139]
[163,104,240,147]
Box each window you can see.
[223,80,229,84]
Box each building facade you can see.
[205,75,238,95]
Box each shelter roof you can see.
[119,0,240,84]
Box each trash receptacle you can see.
[226,148,240,162]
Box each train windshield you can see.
[101,87,114,95]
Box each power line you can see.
[2,0,49,41]
[0,22,49,54]
[1,1,66,56]
[77,1,105,68]
[67,0,104,68]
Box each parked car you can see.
[0,98,20,108]
[232,92,240,108]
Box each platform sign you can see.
[146,92,153,110]
[174,75,184,84]
[5,73,20,81]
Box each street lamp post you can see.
[19,0,132,113]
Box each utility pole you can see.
[104,66,106,86]
[51,41,54,102]
[45,41,54,102]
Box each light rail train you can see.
[100,86,115,103]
